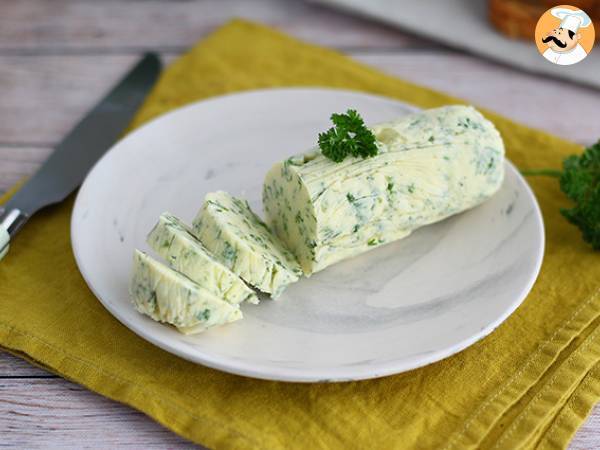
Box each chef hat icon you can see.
[551,7,592,33]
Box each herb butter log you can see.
[263,105,505,275]
[192,191,303,298]
[130,250,242,334]
[147,213,258,305]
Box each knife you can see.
[0,52,162,260]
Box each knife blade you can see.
[0,52,162,259]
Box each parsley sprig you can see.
[522,141,600,250]
[318,109,378,162]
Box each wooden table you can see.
[1,1,599,447]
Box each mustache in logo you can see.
[542,35,567,48]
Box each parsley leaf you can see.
[318,109,378,163]
[521,141,600,250]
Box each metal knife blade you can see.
[0,52,161,258]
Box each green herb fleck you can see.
[407,183,416,194]
[162,236,175,249]
[285,156,302,167]
[197,309,211,321]
[221,241,237,266]
[147,291,157,308]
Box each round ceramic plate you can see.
[72,88,544,382]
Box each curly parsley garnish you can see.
[521,141,599,250]
[318,109,378,163]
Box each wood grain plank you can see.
[0,54,144,145]
[1,52,598,150]
[0,147,52,193]
[0,352,54,378]
[570,407,600,450]
[0,373,597,449]
[0,378,202,449]
[0,0,421,53]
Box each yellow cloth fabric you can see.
[1,20,599,450]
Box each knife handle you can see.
[0,223,8,260]
[0,208,28,261]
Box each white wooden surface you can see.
[1,1,598,448]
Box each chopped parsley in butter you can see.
[129,250,242,334]
[263,105,505,275]
[147,212,258,305]
[192,191,302,298]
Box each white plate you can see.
[72,88,544,382]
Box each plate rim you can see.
[71,87,545,382]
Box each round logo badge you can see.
[535,5,595,65]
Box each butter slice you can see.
[147,212,258,305]
[192,191,302,298]
[130,250,242,334]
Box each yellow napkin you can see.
[1,20,599,450]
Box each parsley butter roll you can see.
[130,250,242,334]
[263,105,505,275]
[147,212,258,305]
[192,191,303,298]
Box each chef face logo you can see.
[535,5,595,65]
[542,27,580,52]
